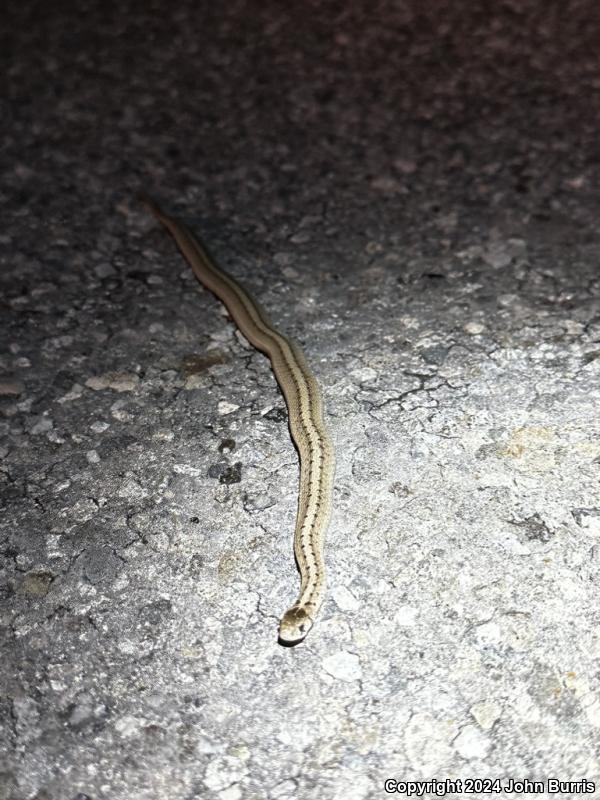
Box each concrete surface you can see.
[2,1,600,798]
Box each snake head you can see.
[278,605,314,645]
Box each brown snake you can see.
[142,195,335,644]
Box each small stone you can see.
[273,252,294,267]
[470,701,502,731]
[394,158,417,174]
[114,714,145,738]
[482,242,512,269]
[506,238,527,257]
[118,639,137,655]
[575,513,600,536]
[453,724,490,759]
[563,319,584,335]
[48,334,73,350]
[219,787,242,800]
[12,696,40,738]
[218,401,239,415]
[118,474,147,499]
[173,463,202,476]
[389,482,411,497]
[14,163,34,179]
[0,379,24,396]
[68,700,94,728]
[464,322,486,335]
[86,372,139,392]
[211,327,236,343]
[289,230,311,244]
[31,416,54,435]
[153,429,175,441]
[332,774,372,800]
[90,421,109,433]
[111,400,133,421]
[394,605,418,626]
[243,489,274,510]
[228,744,250,762]
[46,535,63,557]
[331,586,360,612]
[371,175,404,194]
[204,756,248,792]
[349,367,378,383]
[271,779,298,799]
[185,374,205,390]
[497,293,519,308]
[474,620,502,647]
[322,651,362,682]
[404,713,454,771]
[69,498,98,522]
[94,262,117,278]
[86,450,100,464]
[58,383,84,403]
[20,570,54,596]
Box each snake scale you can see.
[142,195,335,644]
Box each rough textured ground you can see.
[2,1,600,798]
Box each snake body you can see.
[143,195,334,644]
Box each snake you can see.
[142,195,335,644]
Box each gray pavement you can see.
[2,1,600,798]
